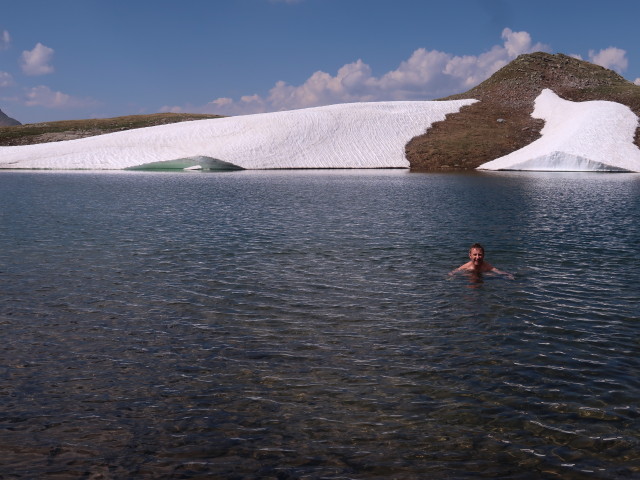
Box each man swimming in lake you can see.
[450,243,514,279]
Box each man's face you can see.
[469,248,484,266]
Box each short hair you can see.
[469,243,484,253]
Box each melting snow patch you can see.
[479,89,640,172]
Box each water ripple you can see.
[1,171,639,478]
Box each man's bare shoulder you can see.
[480,262,495,272]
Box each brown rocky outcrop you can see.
[406,52,640,170]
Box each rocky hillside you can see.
[0,108,21,127]
[0,112,222,146]
[407,52,640,170]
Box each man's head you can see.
[468,243,485,266]
[469,243,484,254]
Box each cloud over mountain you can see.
[588,47,628,73]
[164,28,549,116]
[19,85,98,110]
[21,43,55,76]
[0,71,14,88]
[0,30,10,50]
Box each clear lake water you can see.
[0,170,639,479]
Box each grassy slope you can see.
[406,52,640,170]
[0,113,223,146]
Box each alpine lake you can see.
[1,169,638,479]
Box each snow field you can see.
[0,101,475,170]
[478,89,640,172]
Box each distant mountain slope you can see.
[0,113,222,146]
[0,108,21,127]
[406,52,640,170]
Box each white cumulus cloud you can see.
[21,43,55,76]
[0,71,14,87]
[588,47,628,73]
[23,85,96,108]
[0,30,10,50]
[635,78,640,86]
[179,27,549,116]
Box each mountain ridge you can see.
[0,113,222,146]
[0,108,21,127]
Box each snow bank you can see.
[0,100,475,170]
[478,89,640,172]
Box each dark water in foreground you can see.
[1,170,639,479]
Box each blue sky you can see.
[1,0,639,124]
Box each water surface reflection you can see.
[0,170,638,478]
